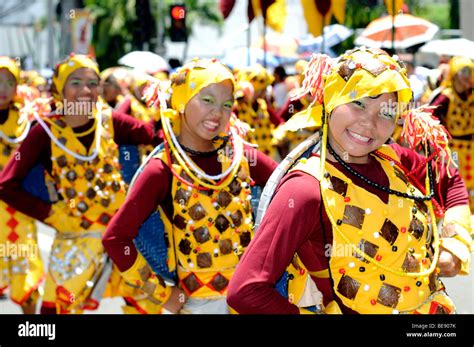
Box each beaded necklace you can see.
[34,103,104,162]
[178,136,228,157]
[327,141,435,202]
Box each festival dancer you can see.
[0,54,163,314]
[228,48,472,314]
[103,58,277,314]
[0,56,44,314]
[430,56,474,212]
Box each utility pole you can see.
[60,0,76,57]
[47,0,55,68]
[156,0,166,56]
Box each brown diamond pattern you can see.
[239,231,251,247]
[100,197,111,207]
[178,239,192,255]
[215,215,230,233]
[193,226,211,244]
[96,179,106,190]
[111,181,121,192]
[97,213,111,225]
[342,205,365,229]
[57,155,68,168]
[435,303,450,314]
[86,188,96,199]
[380,219,399,245]
[173,214,188,230]
[103,163,113,173]
[65,187,77,199]
[181,273,202,294]
[337,62,356,81]
[188,202,207,221]
[363,57,388,76]
[80,218,92,230]
[337,274,360,300]
[85,169,95,181]
[217,191,232,208]
[77,201,89,213]
[197,252,212,268]
[414,200,428,214]
[228,179,242,196]
[354,239,379,263]
[230,210,243,227]
[401,253,420,272]
[209,273,229,292]
[174,188,191,206]
[408,216,424,240]
[54,119,67,128]
[218,239,232,255]
[328,175,348,196]
[377,283,401,308]
[66,170,77,182]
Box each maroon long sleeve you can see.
[429,93,449,125]
[0,111,162,221]
[227,143,469,314]
[103,144,278,272]
[267,105,284,126]
[277,99,305,122]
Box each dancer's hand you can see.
[163,286,187,313]
[437,246,462,277]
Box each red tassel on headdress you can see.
[401,105,455,180]
[291,53,334,104]
[142,81,162,108]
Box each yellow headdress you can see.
[236,64,274,94]
[288,47,454,181]
[446,56,473,87]
[52,53,100,100]
[143,58,236,132]
[143,58,242,191]
[0,56,20,83]
[170,58,235,114]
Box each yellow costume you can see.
[292,147,455,313]
[0,57,44,307]
[118,59,258,314]
[235,65,279,159]
[436,57,474,211]
[271,48,472,314]
[38,54,136,313]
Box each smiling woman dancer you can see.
[0,54,163,314]
[228,48,473,314]
[103,58,277,314]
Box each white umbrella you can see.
[419,38,474,59]
[297,24,354,54]
[118,51,170,74]
[355,14,439,50]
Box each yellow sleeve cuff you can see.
[440,237,471,275]
[120,253,150,286]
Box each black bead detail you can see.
[380,274,385,281]
[392,246,398,252]
[359,267,365,272]
[327,142,435,202]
